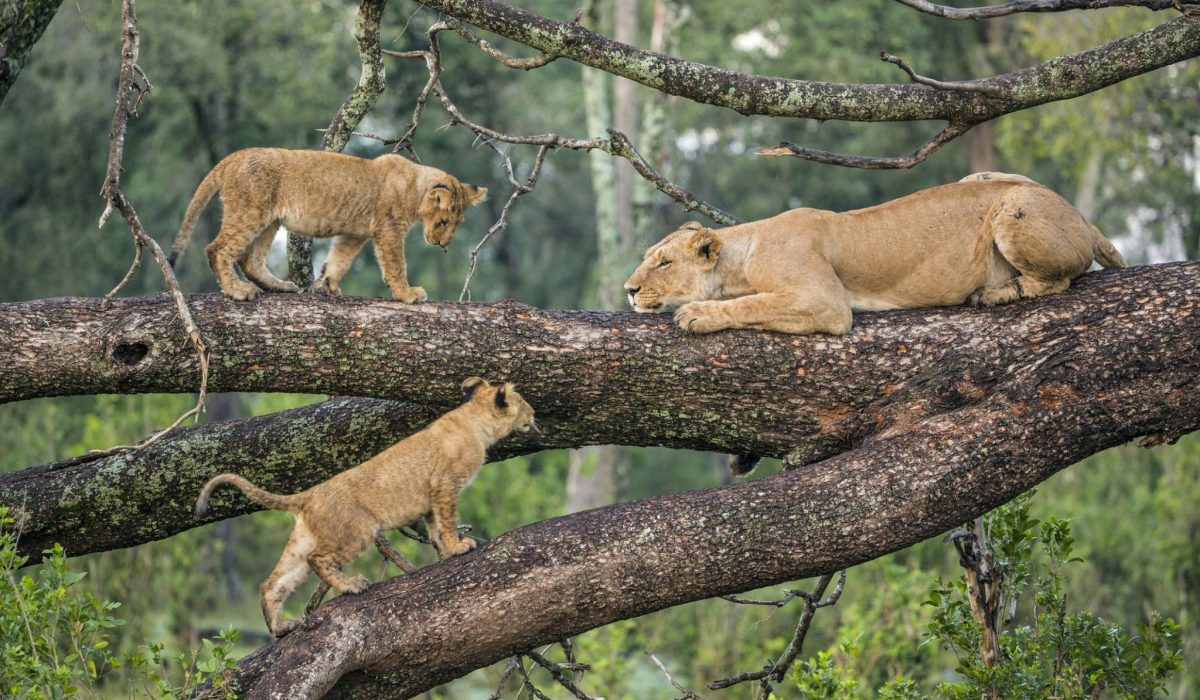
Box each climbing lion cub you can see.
[169,147,487,302]
[193,377,534,637]
[624,173,1125,335]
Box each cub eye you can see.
[656,259,672,269]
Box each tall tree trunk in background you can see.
[966,22,999,173]
[632,0,684,239]
[567,0,639,514]
[206,393,244,602]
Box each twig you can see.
[487,656,522,700]
[96,0,209,454]
[439,16,557,70]
[757,122,972,169]
[515,657,555,700]
[459,144,550,301]
[708,571,848,698]
[648,652,706,700]
[893,0,1176,20]
[525,648,598,700]
[384,25,738,226]
[881,52,1006,97]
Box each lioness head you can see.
[419,180,488,250]
[624,221,722,313]
[461,376,536,434]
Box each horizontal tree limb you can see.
[2,262,1197,565]
[892,0,1178,21]
[411,0,1200,123]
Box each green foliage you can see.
[788,644,860,699]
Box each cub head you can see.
[461,376,535,434]
[624,222,722,313]
[419,179,488,250]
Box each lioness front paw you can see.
[675,301,728,334]
[393,286,427,304]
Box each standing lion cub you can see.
[169,147,487,302]
[625,173,1125,335]
[193,377,534,637]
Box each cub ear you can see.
[494,384,508,409]
[427,184,453,208]
[465,184,488,205]
[461,376,487,398]
[688,228,722,264]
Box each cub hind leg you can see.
[260,524,316,637]
[240,226,300,293]
[969,186,1098,307]
[206,214,271,301]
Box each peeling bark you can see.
[412,0,1200,123]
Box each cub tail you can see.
[169,159,228,267]
[194,473,304,519]
[1091,225,1126,269]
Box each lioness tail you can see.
[1092,225,1126,269]
[169,159,228,267]
[194,473,304,519]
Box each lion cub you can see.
[625,173,1125,335]
[193,377,534,637]
[169,147,487,302]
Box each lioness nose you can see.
[626,285,639,296]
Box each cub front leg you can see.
[372,225,427,304]
[427,479,475,559]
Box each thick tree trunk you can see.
[2,263,1197,556]
[0,0,65,104]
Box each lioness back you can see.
[625,174,1124,335]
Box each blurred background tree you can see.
[0,0,1196,696]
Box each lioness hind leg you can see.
[240,226,300,293]
[970,186,1095,307]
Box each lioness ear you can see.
[689,228,722,264]
[461,376,487,398]
[494,385,508,409]
[427,183,453,208]
[465,184,488,205]
[678,221,704,232]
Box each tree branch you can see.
[410,0,1200,123]
[2,263,1197,566]
[0,0,65,105]
[892,0,1178,20]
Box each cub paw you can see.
[224,284,261,302]
[675,301,726,334]
[314,277,342,296]
[272,619,299,638]
[394,286,428,304]
[441,537,477,559]
[343,575,370,594]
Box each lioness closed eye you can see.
[193,377,534,637]
[169,147,487,303]
[624,172,1125,335]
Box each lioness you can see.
[193,377,534,637]
[625,173,1124,335]
[169,148,487,302]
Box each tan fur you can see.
[193,377,534,637]
[170,147,487,302]
[624,174,1126,335]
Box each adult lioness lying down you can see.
[624,173,1125,335]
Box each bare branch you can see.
[893,0,1177,20]
[881,51,1005,97]
[440,16,557,69]
[97,0,209,451]
[648,652,707,700]
[757,122,972,169]
[525,648,599,700]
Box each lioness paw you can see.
[675,301,727,334]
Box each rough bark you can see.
[3,262,1198,562]
[207,260,1198,697]
[0,0,64,104]
[413,0,1200,122]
